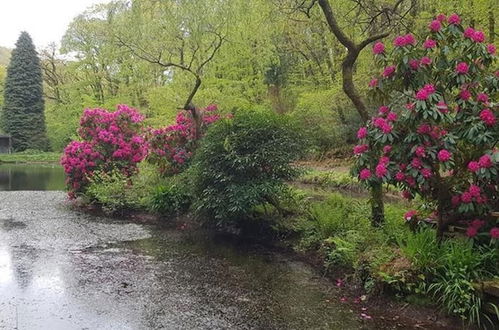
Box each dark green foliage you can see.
[2,32,48,151]
[193,110,304,224]
[150,184,192,215]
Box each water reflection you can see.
[0,164,65,191]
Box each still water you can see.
[0,163,65,191]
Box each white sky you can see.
[0,0,111,49]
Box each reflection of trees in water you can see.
[0,172,9,190]
[0,165,65,191]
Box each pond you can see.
[0,163,65,191]
[0,191,378,329]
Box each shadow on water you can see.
[0,163,65,191]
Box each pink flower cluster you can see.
[463,27,485,43]
[454,184,487,206]
[479,109,496,126]
[61,105,147,197]
[147,104,222,174]
[393,34,416,47]
[467,154,494,172]
[372,42,385,55]
[455,62,469,74]
[415,84,436,100]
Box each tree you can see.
[2,32,48,151]
[112,0,232,138]
[353,13,498,238]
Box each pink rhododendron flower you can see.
[383,145,392,154]
[467,161,480,172]
[464,27,475,39]
[448,13,461,25]
[357,127,368,139]
[472,31,485,43]
[359,168,372,180]
[411,157,422,169]
[409,59,420,70]
[354,144,369,154]
[379,156,390,165]
[382,65,396,77]
[490,228,499,239]
[420,56,432,66]
[455,62,469,74]
[487,44,497,55]
[477,93,489,103]
[459,89,471,100]
[436,14,446,22]
[480,109,496,126]
[438,149,452,162]
[372,42,385,54]
[404,210,417,221]
[469,184,481,197]
[461,192,472,203]
[466,226,478,237]
[378,106,390,114]
[423,39,437,49]
[416,88,429,100]
[368,78,378,88]
[393,34,416,47]
[428,20,441,32]
[375,164,387,178]
[415,146,426,157]
[395,171,405,181]
[386,112,398,122]
[478,154,493,168]
[417,123,431,134]
[421,168,432,178]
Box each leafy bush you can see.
[352,13,499,239]
[149,180,192,215]
[193,110,304,224]
[85,163,166,214]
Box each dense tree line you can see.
[0,0,496,151]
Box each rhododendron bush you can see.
[146,104,222,175]
[353,14,498,240]
[61,105,147,197]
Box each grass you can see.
[0,150,61,163]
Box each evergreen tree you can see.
[2,32,48,151]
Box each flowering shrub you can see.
[61,105,147,197]
[353,14,498,240]
[146,104,222,175]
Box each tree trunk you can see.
[317,0,389,225]
[371,182,384,227]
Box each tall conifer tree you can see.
[2,32,48,151]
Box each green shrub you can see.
[85,163,166,214]
[149,183,192,215]
[192,110,304,224]
[86,170,134,214]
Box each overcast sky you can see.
[0,0,111,49]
